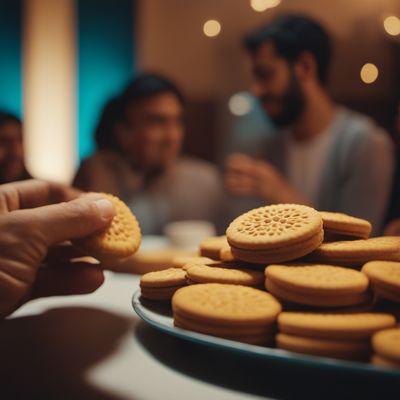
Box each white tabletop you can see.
[1,271,277,400]
[2,271,399,399]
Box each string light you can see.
[250,0,281,12]
[383,16,400,36]
[360,63,379,84]
[203,20,221,37]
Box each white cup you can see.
[164,220,216,250]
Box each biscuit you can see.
[319,211,372,240]
[277,312,396,340]
[265,278,371,308]
[371,354,400,368]
[227,204,323,250]
[305,237,400,267]
[231,231,323,264]
[174,315,275,345]
[372,328,400,363]
[73,193,141,261]
[172,255,218,268]
[172,283,282,327]
[140,268,187,300]
[265,264,369,296]
[362,261,400,303]
[276,333,371,361]
[199,236,229,259]
[219,244,236,262]
[173,312,276,336]
[130,248,196,274]
[185,264,265,287]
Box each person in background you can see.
[0,111,31,184]
[384,104,400,236]
[74,73,225,235]
[225,15,394,235]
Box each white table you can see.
[1,272,275,400]
[1,274,396,399]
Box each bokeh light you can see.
[203,20,221,37]
[383,16,400,36]
[250,0,281,12]
[229,92,253,116]
[360,63,379,84]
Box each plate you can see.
[132,289,400,379]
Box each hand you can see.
[0,180,116,318]
[224,153,309,205]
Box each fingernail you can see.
[93,198,115,221]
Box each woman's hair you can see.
[94,73,184,150]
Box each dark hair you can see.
[245,15,332,84]
[95,73,184,150]
[0,111,21,127]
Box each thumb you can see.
[18,196,116,246]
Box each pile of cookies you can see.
[139,204,400,368]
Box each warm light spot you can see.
[250,0,281,12]
[203,20,221,37]
[383,16,400,36]
[229,92,253,116]
[360,63,379,84]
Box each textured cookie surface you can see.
[265,264,369,295]
[278,312,396,340]
[74,193,141,260]
[140,268,187,288]
[320,211,371,239]
[227,204,323,250]
[186,265,264,287]
[372,328,400,362]
[172,283,282,326]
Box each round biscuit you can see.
[172,283,282,327]
[307,236,400,267]
[277,312,396,340]
[362,261,400,292]
[319,211,372,239]
[276,333,371,361]
[231,230,323,264]
[265,278,371,308]
[73,193,141,260]
[226,204,323,250]
[372,328,400,362]
[186,264,264,287]
[199,236,228,259]
[265,264,369,295]
[140,268,187,288]
[172,256,218,268]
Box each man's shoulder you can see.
[336,107,387,138]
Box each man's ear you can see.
[294,51,318,83]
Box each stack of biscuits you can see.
[138,203,400,369]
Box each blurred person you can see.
[225,15,394,234]
[0,111,31,184]
[74,73,225,235]
[384,104,400,236]
[0,179,115,318]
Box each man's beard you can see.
[260,70,305,129]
